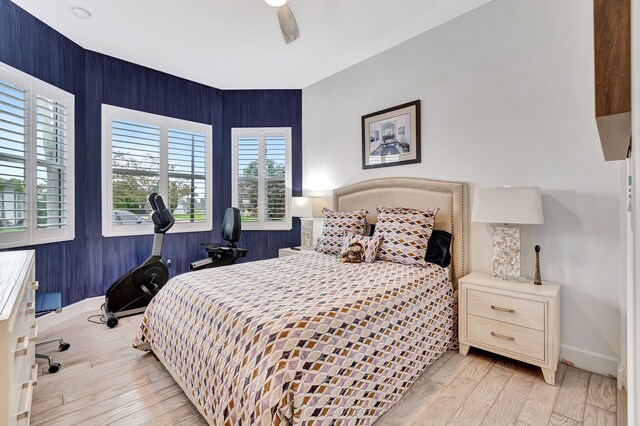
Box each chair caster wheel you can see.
[106,316,118,329]
[59,342,70,352]
[48,363,61,373]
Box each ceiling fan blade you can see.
[277,4,300,45]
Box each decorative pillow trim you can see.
[316,208,367,255]
[374,206,439,267]
[339,231,381,263]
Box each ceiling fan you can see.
[264,0,300,45]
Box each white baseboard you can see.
[37,296,104,334]
[560,344,619,378]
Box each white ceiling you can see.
[11,0,493,89]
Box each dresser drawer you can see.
[467,314,545,361]
[467,289,545,331]
[13,379,34,426]
[12,324,36,387]
[0,250,36,426]
[23,281,38,305]
[10,300,35,344]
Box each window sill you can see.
[240,225,293,232]
[0,235,75,250]
[102,224,213,238]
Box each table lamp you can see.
[472,186,544,280]
[291,197,323,250]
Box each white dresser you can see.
[0,251,37,426]
[458,272,560,385]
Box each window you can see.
[231,128,291,230]
[101,105,212,236]
[0,62,75,249]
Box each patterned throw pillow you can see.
[374,206,439,267]
[339,231,381,263]
[316,208,367,255]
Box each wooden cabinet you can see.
[594,0,631,161]
[458,272,560,385]
[0,251,37,426]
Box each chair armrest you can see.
[233,248,248,258]
[190,258,214,271]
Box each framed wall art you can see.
[361,100,421,169]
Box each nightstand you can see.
[278,247,315,258]
[458,272,560,385]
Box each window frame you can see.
[0,62,75,249]
[101,104,213,237]
[231,127,292,231]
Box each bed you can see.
[134,177,468,425]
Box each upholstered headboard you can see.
[333,177,468,289]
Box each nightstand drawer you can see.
[467,314,545,361]
[467,289,545,331]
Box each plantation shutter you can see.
[36,95,69,229]
[264,136,286,222]
[111,120,160,224]
[0,63,75,249]
[232,128,291,230]
[102,105,212,236]
[0,79,27,234]
[236,137,259,223]
[168,129,207,223]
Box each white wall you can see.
[629,0,639,420]
[620,162,630,390]
[302,0,622,375]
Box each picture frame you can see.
[361,100,421,169]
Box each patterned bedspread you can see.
[133,252,457,425]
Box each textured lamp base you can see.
[300,218,314,250]
[492,226,521,279]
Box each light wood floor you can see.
[31,313,626,426]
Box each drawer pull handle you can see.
[31,363,38,386]
[491,331,515,341]
[14,335,30,357]
[16,410,30,421]
[24,301,35,315]
[491,305,515,313]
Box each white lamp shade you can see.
[291,197,323,218]
[265,0,287,6]
[472,186,544,224]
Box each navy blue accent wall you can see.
[0,0,302,306]
[0,0,89,307]
[82,52,226,297]
[222,90,302,261]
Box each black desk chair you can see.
[190,207,248,271]
[35,292,70,373]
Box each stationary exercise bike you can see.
[103,193,175,328]
[190,207,248,271]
